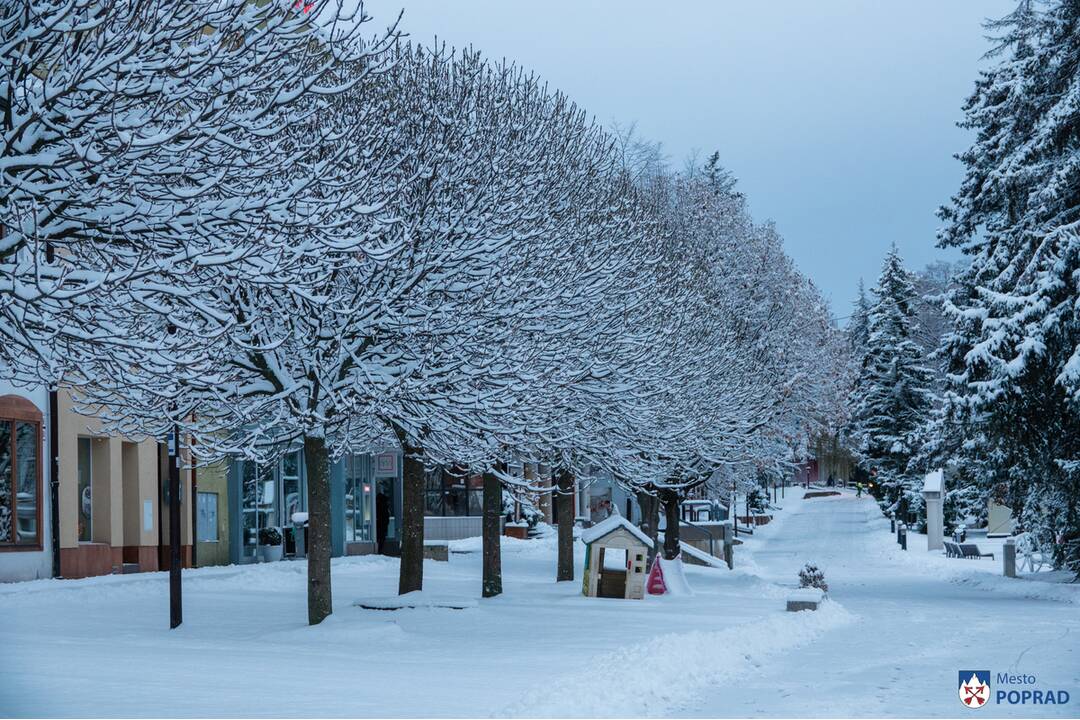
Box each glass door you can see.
[281,451,303,556]
[240,460,277,562]
[344,455,374,545]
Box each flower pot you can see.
[258,544,283,563]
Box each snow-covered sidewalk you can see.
[1,492,1075,718]
[686,492,1079,718]
[0,510,807,718]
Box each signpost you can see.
[169,425,182,629]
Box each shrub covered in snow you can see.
[748,486,770,514]
[798,563,828,594]
[258,527,282,546]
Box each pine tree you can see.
[851,247,935,521]
[848,279,871,360]
[935,0,1080,575]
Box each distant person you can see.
[827,473,835,487]
[376,491,391,554]
[856,483,863,498]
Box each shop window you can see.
[422,464,484,517]
[77,436,92,542]
[0,397,43,548]
[197,492,218,542]
[240,459,275,559]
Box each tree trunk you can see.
[661,489,681,560]
[482,465,503,598]
[556,467,575,581]
[636,490,660,565]
[398,436,425,595]
[536,462,552,524]
[304,434,332,625]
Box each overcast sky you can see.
[364,0,1014,319]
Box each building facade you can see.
[0,383,52,582]
[226,448,403,564]
[55,390,193,578]
[195,458,230,567]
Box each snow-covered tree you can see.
[849,279,871,359]
[1,0,393,383]
[20,1,402,625]
[850,246,935,520]
[934,0,1080,575]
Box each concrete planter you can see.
[503,524,529,540]
[257,544,283,563]
[786,587,825,612]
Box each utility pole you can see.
[732,481,737,538]
[169,424,182,629]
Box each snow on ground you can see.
[685,492,1080,718]
[1,491,1076,718]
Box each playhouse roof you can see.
[923,469,944,494]
[580,515,654,548]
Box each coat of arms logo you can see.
[959,671,992,708]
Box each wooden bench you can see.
[957,543,994,560]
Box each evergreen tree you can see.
[848,279,871,359]
[935,0,1080,575]
[850,247,935,521]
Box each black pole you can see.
[732,481,737,538]
[45,243,61,580]
[190,463,197,568]
[169,425,182,629]
[49,389,60,578]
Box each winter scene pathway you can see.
[1,490,1075,718]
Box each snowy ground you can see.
[1,491,1076,718]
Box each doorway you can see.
[375,476,398,555]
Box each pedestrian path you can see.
[686,493,1080,717]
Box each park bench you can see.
[957,543,994,560]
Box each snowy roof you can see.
[923,469,944,494]
[580,515,653,548]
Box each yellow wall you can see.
[195,459,230,567]
[57,390,192,551]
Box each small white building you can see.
[580,515,652,600]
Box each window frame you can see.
[0,396,44,552]
[196,491,219,543]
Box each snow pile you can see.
[506,600,853,718]
[788,587,825,603]
[445,533,556,556]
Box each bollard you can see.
[899,524,907,551]
[720,522,734,570]
[1004,539,1017,578]
[896,519,902,544]
[890,516,896,533]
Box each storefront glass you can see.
[238,453,303,561]
[344,455,374,543]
